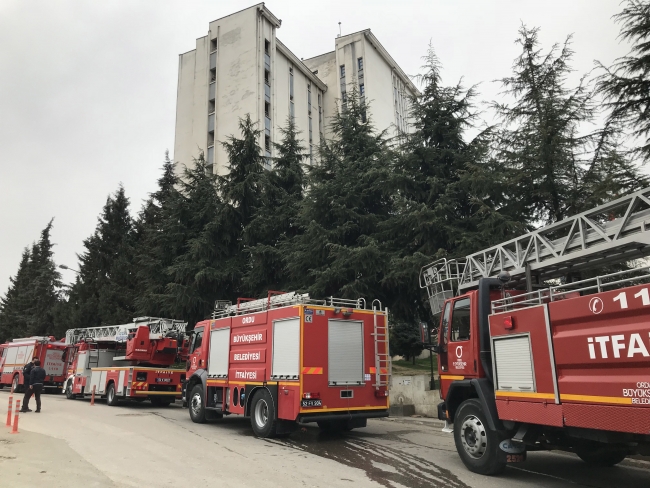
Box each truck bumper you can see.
[297,409,389,424]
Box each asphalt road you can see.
[0,389,649,488]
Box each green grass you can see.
[392,357,435,371]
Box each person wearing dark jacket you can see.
[22,359,34,389]
[21,359,46,413]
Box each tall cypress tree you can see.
[67,186,136,327]
[597,0,650,163]
[0,220,62,340]
[493,26,647,226]
[243,117,306,296]
[133,152,184,317]
[285,91,394,302]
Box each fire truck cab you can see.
[421,188,650,475]
[184,292,390,438]
[0,336,68,392]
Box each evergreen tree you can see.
[492,26,647,226]
[0,220,62,340]
[390,321,424,364]
[164,155,226,327]
[285,91,394,302]
[133,152,184,317]
[597,0,650,163]
[383,47,519,324]
[67,186,136,327]
[243,117,307,296]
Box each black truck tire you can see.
[65,381,77,400]
[12,375,23,394]
[250,389,278,438]
[106,383,119,406]
[454,399,507,475]
[576,445,627,466]
[189,384,206,424]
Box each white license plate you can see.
[301,399,322,407]
[155,378,172,383]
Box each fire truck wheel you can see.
[454,399,507,476]
[576,445,627,466]
[12,375,23,394]
[250,389,278,438]
[106,383,119,406]
[189,385,207,424]
[65,381,77,400]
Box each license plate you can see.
[506,453,526,463]
[301,399,322,408]
[155,378,172,383]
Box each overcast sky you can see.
[0,0,632,295]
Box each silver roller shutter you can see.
[328,320,364,386]
[493,335,536,392]
[272,318,300,380]
[208,328,230,378]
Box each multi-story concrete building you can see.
[173,3,418,176]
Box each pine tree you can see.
[0,220,62,340]
[243,116,307,296]
[285,91,394,302]
[133,152,184,317]
[597,0,650,163]
[493,26,647,226]
[68,186,136,327]
[165,155,229,327]
[382,47,519,324]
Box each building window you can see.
[358,57,363,71]
[265,101,270,118]
[340,65,347,109]
[265,135,271,151]
[290,101,295,120]
[210,38,217,52]
[289,66,294,100]
[309,117,313,143]
[264,39,271,71]
[264,69,270,85]
[360,84,365,98]
[340,65,345,78]
[309,144,313,164]
[208,100,215,114]
[264,39,270,54]
[307,84,312,115]
[318,93,323,135]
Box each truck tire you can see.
[106,383,119,406]
[576,445,627,466]
[189,385,206,424]
[65,381,77,400]
[12,375,23,394]
[453,399,507,475]
[250,389,278,438]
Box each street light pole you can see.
[59,264,80,275]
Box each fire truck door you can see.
[445,297,474,377]
[438,302,451,374]
[188,326,205,374]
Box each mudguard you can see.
[445,378,503,431]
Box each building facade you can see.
[174,3,417,176]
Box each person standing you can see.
[20,358,35,411]
[21,359,45,413]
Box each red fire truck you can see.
[63,317,187,406]
[184,292,390,437]
[0,336,68,392]
[420,187,650,475]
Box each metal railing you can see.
[491,266,650,313]
[211,292,372,319]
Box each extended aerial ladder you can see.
[420,186,650,315]
[65,317,187,345]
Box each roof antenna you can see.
[338,22,341,38]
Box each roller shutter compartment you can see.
[328,320,364,386]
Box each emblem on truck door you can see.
[456,346,463,358]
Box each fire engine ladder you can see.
[420,186,650,313]
[64,317,187,344]
[371,300,391,390]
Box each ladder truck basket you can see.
[419,258,467,315]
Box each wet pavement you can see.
[1,389,649,487]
